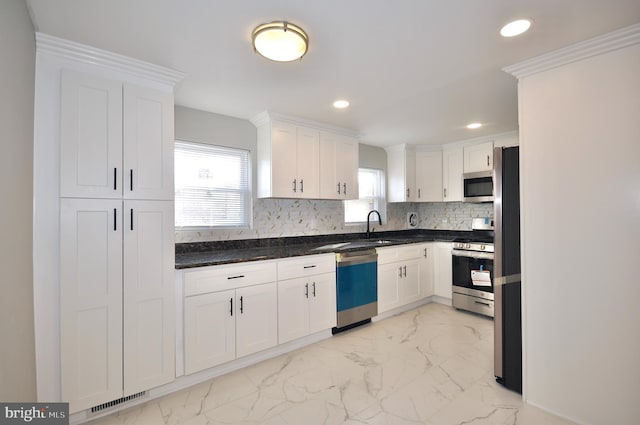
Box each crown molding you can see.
[250,110,358,138]
[504,23,640,79]
[35,32,185,86]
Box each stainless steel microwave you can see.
[462,171,494,202]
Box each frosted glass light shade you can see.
[252,21,308,62]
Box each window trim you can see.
[344,167,386,225]
[174,139,252,230]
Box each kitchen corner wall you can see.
[174,106,493,243]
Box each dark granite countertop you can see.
[175,229,493,269]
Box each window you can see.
[344,168,386,224]
[175,141,251,228]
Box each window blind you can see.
[175,141,251,227]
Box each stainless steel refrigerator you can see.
[493,146,522,393]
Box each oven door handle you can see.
[452,249,494,260]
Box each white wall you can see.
[518,39,640,424]
[0,0,36,401]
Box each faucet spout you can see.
[366,210,382,240]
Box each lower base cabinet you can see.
[433,242,453,299]
[184,281,277,375]
[377,243,433,313]
[277,273,336,344]
[182,259,279,376]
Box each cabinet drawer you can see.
[184,261,277,296]
[277,254,335,281]
[377,243,427,265]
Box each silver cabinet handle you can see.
[406,188,410,198]
[444,187,447,198]
[337,182,341,194]
[305,283,309,298]
[418,188,421,199]
[312,282,316,297]
[343,183,346,195]
[403,265,407,277]
[303,265,317,269]
[300,179,304,193]
[487,155,490,167]
[240,296,244,314]
[230,298,233,316]
[293,179,297,192]
[398,267,402,278]
[129,169,133,191]
[114,168,117,191]
[424,248,427,258]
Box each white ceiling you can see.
[26,0,640,147]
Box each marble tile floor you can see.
[89,303,575,425]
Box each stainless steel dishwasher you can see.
[333,250,378,333]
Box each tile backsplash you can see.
[175,199,493,243]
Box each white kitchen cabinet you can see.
[463,140,494,173]
[236,282,278,358]
[415,150,443,202]
[442,146,463,202]
[377,244,430,313]
[386,144,416,202]
[60,198,123,411]
[122,200,175,394]
[183,289,235,375]
[256,119,320,198]
[60,70,174,200]
[419,244,435,297]
[183,261,278,375]
[277,254,336,343]
[319,131,359,199]
[433,242,453,299]
[60,198,175,412]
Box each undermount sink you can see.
[313,239,404,252]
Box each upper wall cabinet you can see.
[415,150,443,202]
[442,146,463,202]
[320,131,359,199]
[385,144,416,202]
[463,140,494,173]
[60,70,174,200]
[252,112,359,200]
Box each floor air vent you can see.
[90,391,146,414]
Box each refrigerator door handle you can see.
[494,273,521,287]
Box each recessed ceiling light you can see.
[333,99,350,109]
[500,19,532,37]
[252,21,308,62]
[466,122,482,129]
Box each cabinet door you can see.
[236,283,278,357]
[60,198,123,413]
[434,242,453,299]
[319,131,339,199]
[442,147,463,202]
[271,121,298,197]
[400,260,422,305]
[277,278,310,344]
[415,151,443,202]
[60,70,123,199]
[464,141,494,173]
[378,263,402,313]
[184,290,236,375]
[419,244,435,297]
[335,136,359,199]
[405,148,417,201]
[123,84,174,200]
[123,200,175,394]
[308,273,337,334]
[296,126,320,198]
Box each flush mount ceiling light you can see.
[500,19,532,37]
[333,99,350,109]
[466,122,483,129]
[252,21,309,62]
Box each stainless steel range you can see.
[452,219,495,317]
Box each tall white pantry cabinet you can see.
[32,33,184,416]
